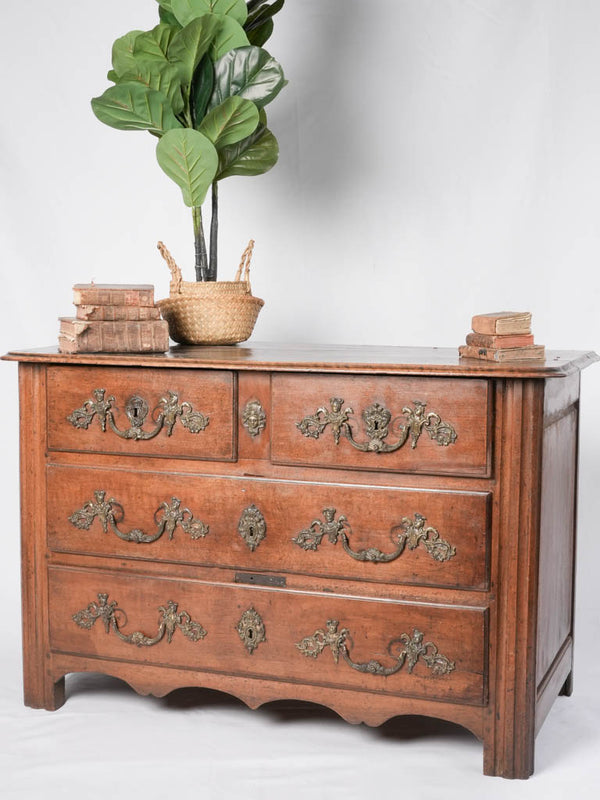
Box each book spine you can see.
[465,333,534,348]
[76,305,161,321]
[73,288,155,306]
[58,321,169,353]
[459,345,545,362]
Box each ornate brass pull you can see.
[296,620,455,677]
[67,388,209,439]
[72,592,207,646]
[68,491,209,544]
[292,509,456,563]
[296,398,457,453]
[242,399,267,438]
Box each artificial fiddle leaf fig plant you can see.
[92,0,286,281]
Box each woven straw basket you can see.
[157,241,264,345]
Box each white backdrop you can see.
[1,1,599,796]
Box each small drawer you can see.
[271,374,491,477]
[49,566,488,706]
[49,466,490,591]
[47,365,236,461]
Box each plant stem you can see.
[192,206,208,281]
[209,182,219,281]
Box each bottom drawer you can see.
[48,566,488,706]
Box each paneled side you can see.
[536,376,580,686]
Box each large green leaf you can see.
[159,6,181,26]
[245,2,284,45]
[190,54,215,126]
[91,83,182,135]
[199,96,259,148]
[217,124,278,179]
[171,0,248,26]
[133,23,179,63]
[210,45,285,110]
[245,0,284,32]
[210,16,250,59]
[119,61,185,116]
[168,14,222,86]
[246,18,273,47]
[111,30,144,77]
[156,128,219,206]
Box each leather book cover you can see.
[466,332,535,348]
[72,284,155,307]
[58,318,169,353]
[471,311,532,335]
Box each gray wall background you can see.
[1,2,598,796]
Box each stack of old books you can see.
[58,284,169,353]
[459,311,545,362]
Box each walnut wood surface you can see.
[3,343,598,378]
[48,465,490,591]
[47,365,236,461]
[271,373,491,477]
[7,346,597,778]
[48,565,487,705]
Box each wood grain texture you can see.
[4,343,598,378]
[483,380,544,779]
[271,373,491,477]
[47,365,236,461]
[19,364,65,710]
[48,565,488,705]
[7,347,597,777]
[50,653,486,735]
[47,465,491,591]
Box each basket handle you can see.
[234,240,255,294]
[157,241,183,295]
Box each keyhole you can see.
[373,421,379,430]
[248,629,254,639]
[133,407,140,418]
[248,526,255,538]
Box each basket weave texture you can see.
[157,241,264,345]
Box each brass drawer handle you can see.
[292,509,456,563]
[296,398,457,453]
[68,491,209,544]
[67,388,209,440]
[296,620,455,677]
[72,592,207,646]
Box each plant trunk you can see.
[192,206,209,281]
[208,182,219,282]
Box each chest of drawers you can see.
[5,343,597,779]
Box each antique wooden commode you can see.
[4,343,597,779]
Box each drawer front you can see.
[271,374,491,477]
[49,466,490,591]
[47,366,236,461]
[49,566,487,705]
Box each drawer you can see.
[49,466,490,591]
[48,566,488,705]
[47,366,236,461]
[271,374,491,477]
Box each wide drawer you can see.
[49,566,487,705]
[271,374,491,477]
[49,466,490,591]
[47,366,236,461]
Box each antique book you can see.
[72,284,155,307]
[58,318,169,353]
[471,312,532,335]
[466,332,535,348]
[76,304,161,321]
[459,344,545,362]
